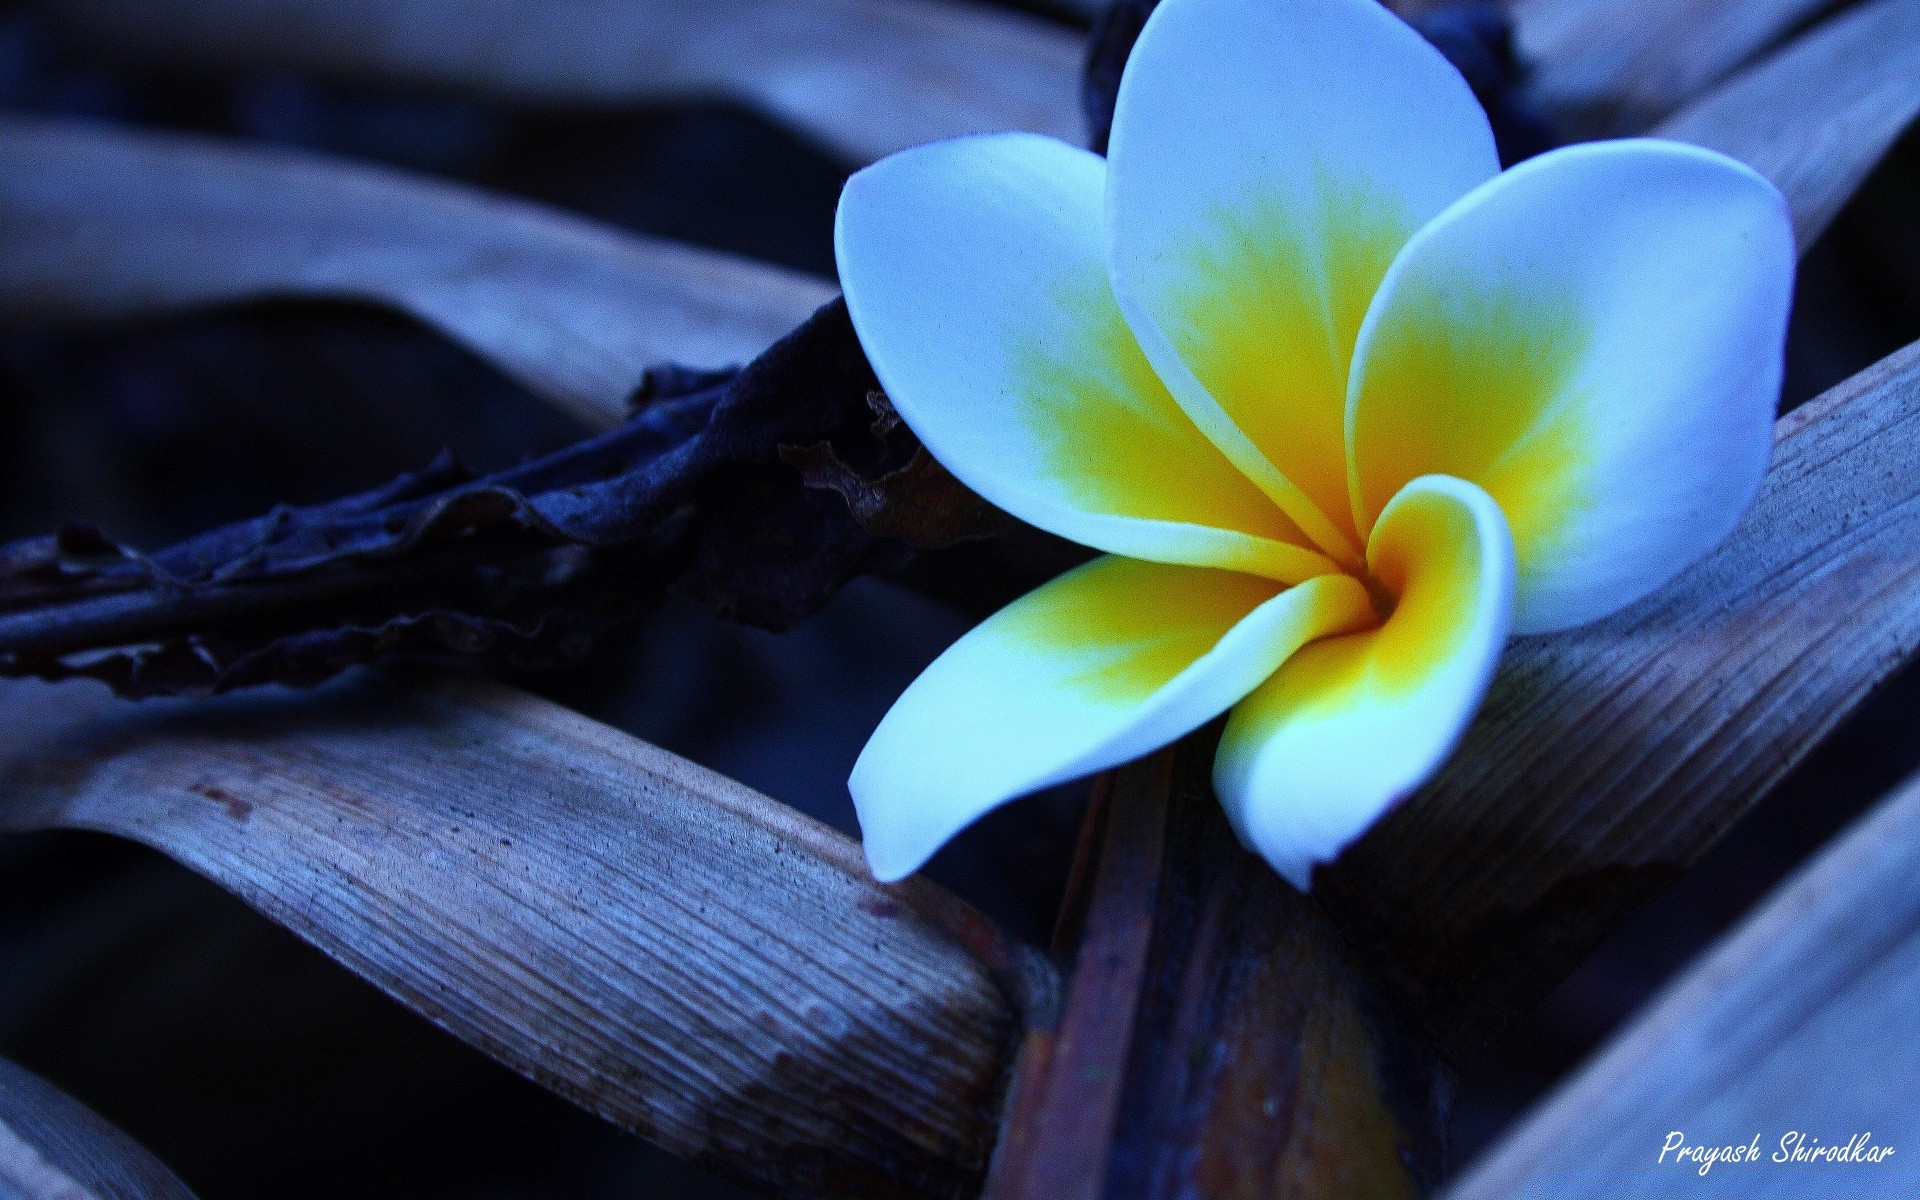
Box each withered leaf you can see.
[0,300,1003,698]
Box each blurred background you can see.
[0,0,1916,1195]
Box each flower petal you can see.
[1106,0,1499,562]
[852,557,1374,881]
[1215,475,1513,889]
[836,132,1334,584]
[1347,139,1795,633]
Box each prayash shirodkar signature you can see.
[1660,1131,1896,1176]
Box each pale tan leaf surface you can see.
[0,1055,198,1200]
[1445,764,1920,1199]
[0,674,1024,1200]
[35,0,1084,166]
[0,115,835,430]
[1512,0,1844,135]
[1656,0,1920,248]
[1323,340,1920,1059]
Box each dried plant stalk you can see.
[0,1055,198,1200]
[985,738,1446,1200]
[0,115,834,429]
[36,0,1084,165]
[1446,762,1920,1198]
[1655,0,1920,248]
[0,674,1039,1200]
[1511,0,1842,135]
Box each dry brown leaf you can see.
[36,0,1084,165]
[0,1055,199,1200]
[1512,0,1842,135]
[0,115,835,430]
[1445,762,1920,1197]
[1657,0,1920,248]
[0,673,1041,1200]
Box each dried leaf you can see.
[783,443,1010,549]
[0,301,1004,696]
[1447,764,1920,1198]
[0,1055,198,1200]
[0,112,1086,694]
[37,0,1084,165]
[1512,0,1839,135]
[983,738,1445,1200]
[781,394,1010,549]
[0,673,1048,1200]
[0,115,834,429]
[1656,0,1920,248]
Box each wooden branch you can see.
[1511,0,1844,135]
[1446,763,1920,1199]
[1655,0,1920,249]
[0,1056,199,1200]
[985,734,1448,1200]
[0,673,1043,1200]
[0,115,835,430]
[1321,338,1920,1060]
[35,0,1085,166]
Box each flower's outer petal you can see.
[852,557,1374,881]
[1215,475,1512,889]
[1348,139,1794,633]
[836,132,1335,585]
[1107,0,1499,562]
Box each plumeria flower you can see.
[837,0,1794,887]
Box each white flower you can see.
[836,0,1795,887]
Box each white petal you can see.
[836,132,1333,585]
[1107,0,1499,562]
[1215,475,1513,889]
[1348,138,1795,633]
[852,557,1373,881]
